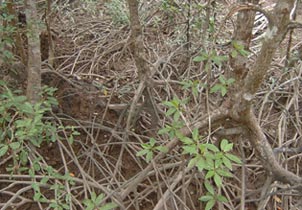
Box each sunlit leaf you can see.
[100,203,118,210]
[210,84,220,94]
[199,195,213,202]
[173,111,180,121]
[214,174,222,187]
[146,151,153,162]
[179,136,194,145]
[204,181,214,195]
[136,149,149,157]
[205,199,216,210]
[205,170,215,179]
[166,108,176,116]
[183,145,197,155]
[196,157,206,172]
[9,142,20,150]
[95,193,105,205]
[220,87,227,96]
[192,128,199,141]
[156,146,168,153]
[222,156,232,170]
[0,145,9,157]
[217,195,228,202]
[217,167,233,177]
[205,143,219,152]
[226,153,242,164]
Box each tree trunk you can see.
[25,0,42,103]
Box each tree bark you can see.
[25,0,42,103]
[229,0,302,188]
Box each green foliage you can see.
[162,96,188,121]
[105,0,129,25]
[0,83,61,172]
[181,80,205,97]
[136,138,168,163]
[29,168,76,210]
[0,81,82,209]
[83,192,118,210]
[0,81,79,164]
[137,95,241,209]
[231,41,250,58]
[194,139,241,209]
[193,50,228,76]
[193,50,228,67]
[161,0,181,14]
[210,75,235,96]
[0,3,16,62]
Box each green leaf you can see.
[199,195,213,202]
[214,174,222,187]
[9,142,20,150]
[227,78,235,85]
[95,193,105,205]
[215,158,223,168]
[222,156,232,170]
[33,191,42,201]
[29,168,35,177]
[68,136,74,144]
[21,102,34,114]
[183,145,197,155]
[188,157,198,169]
[41,177,49,184]
[156,146,168,153]
[83,199,94,210]
[141,143,151,149]
[220,139,228,150]
[163,101,174,107]
[158,127,170,135]
[231,50,238,58]
[239,49,250,56]
[82,198,92,205]
[149,138,156,147]
[217,195,228,202]
[205,170,215,179]
[210,84,222,94]
[136,149,149,157]
[179,136,193,145]
[90,192,97,201]
[61,203,70,209]
[216,169,233,178]
[33,162,41,171]
[205,199,216,210]
[166,108,176,116]
[223,143,233,152]
[146,151,153,162]
[173,111,180,121]
[226,153,242,164]
[19,150,28,166]
[13,95,27,103]
[212,55,228,66]
[204,181,214,195]
[220,87,227,96]
[192,128,199,141]
[0,145,9,157]
[196,157,206,172]
[205,143,219,152]
[193,55,207,62]
[218,75,226,84]
[100,203,118,210]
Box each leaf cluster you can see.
[210,75,235,96]
[83,192,118,210]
